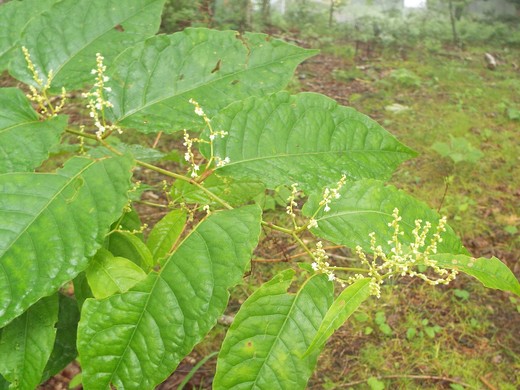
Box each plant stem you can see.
[329,266,369,273]
[65,127,233,210]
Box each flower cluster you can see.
[82,53,121,138]
[319,174,347,212]
[22,46,66,117]
[215,156,231,167]
[185,99,231,175]
[183,130,200,178]
[353,208,457,298]
[286,183,299,218]
[311,242,336,281]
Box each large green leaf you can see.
[107,29,316,132]
[0,294,59,390]
[302,179,467,255]
[0,155,133,327]
[201,92,416,192]
[8,0,165,91]
[0,88,66,174]
[77,205,262,390]
[304,278,371,357]
[146,209,187,262]
[41,294,80,382]
[430,254,520,296]
[0,0,55,71]
[214,270,334,390]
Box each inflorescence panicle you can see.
[22,46,66,117]
[82,53,121,139]
[183,99,231,178]
[311,208,457,298]
[319,174,347,212]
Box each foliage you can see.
[431,136,484,164]
[0,1,518,389]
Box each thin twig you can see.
[479,375,497,390]
[152,131,162,148]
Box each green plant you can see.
[431,135,484,164]
[0,1,519,389]
[389,68,422,88]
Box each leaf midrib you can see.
[115,50,311,122]
[38,0,159,84]
[0,159,96,260]
[220,148,411,168]
[0,119,43,135]
[250,276,317,389]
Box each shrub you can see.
[0,1,518,389]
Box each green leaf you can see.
[367,377,385,390]
[0,375,8,390]
[146,210,187,262]
[304,278,371,357]
[430,254,520,296]
[111,208,144,239]
[0,88,66,174]
[107,140,165,163]
[171,175,265,207]
[106,231,154,271]
[302,179,467,255]
[41,294,80,382]
[214,270,334,390]
[202,92,416,192]
[86,249,147,299]
[0,294,59,390]
[72,273,92,311]
[0,155,133,327]
[0,0,55,71]
[77,205,262,389]
[9,0,165,91]
[107,29,316,132]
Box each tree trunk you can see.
[329,0,335,28]
[261,0,271,26]
[239,0,252,32]
[448,0,459,45]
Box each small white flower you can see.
[324,205,331,212]
[184,153,191,162]
[311,262,319,271]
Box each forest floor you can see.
[36,41,520,389]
